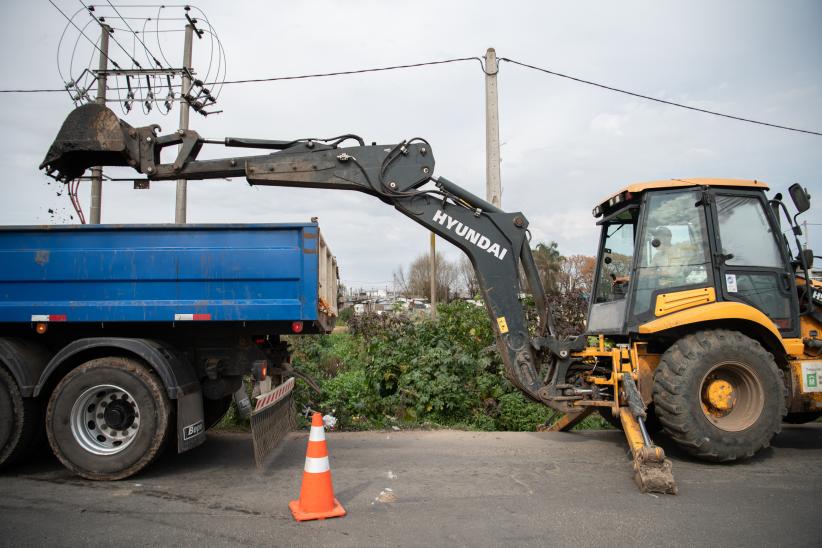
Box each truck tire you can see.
[46,357,171,480]
[652,330,785,462]
[204,396,232,430]
[0,366,43,469]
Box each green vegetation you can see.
[219,239,608,432]
[273,301,609,432]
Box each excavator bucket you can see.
[39,103,135,182]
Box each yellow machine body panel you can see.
[638,301,804,356]
[597,178,769,211]
[654,287,716,317]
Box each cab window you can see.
[594,210,636,304]
[632,190,711,316]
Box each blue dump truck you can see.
[0,222,338,479]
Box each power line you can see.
[47,0,121,70]
[500,57,822,137]
[78,2,150,70]
[102,0,164,68]
[6,49,822,138]
[207,57,485,86]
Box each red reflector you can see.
[291,321,304,333]
[49,314,67,322]
[254,337,266,345]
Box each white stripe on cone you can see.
[304,456,330,473]
[308,426,326,442]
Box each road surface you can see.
[1,424,820,547]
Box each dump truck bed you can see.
[0,222,338,331]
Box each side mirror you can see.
[789,183,811,213]
[801,248,814,269]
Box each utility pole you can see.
[430,233,437,318]
[89,24,110,224]
[175,23,194,224]
[484,47,501,208]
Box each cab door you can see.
[708,189,799,338]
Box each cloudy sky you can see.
[2,1,820,291]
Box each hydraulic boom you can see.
[39,103,676,493]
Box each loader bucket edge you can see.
[40,103,134,182]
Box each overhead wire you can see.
[205,57,485,87]
[47,0,121,70]
[499,57,822,137]
[10,23,822,139]
[103,0,164,68]
[76,1,147,71]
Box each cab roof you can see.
[596,178,769,214]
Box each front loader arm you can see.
[40,103,567,402]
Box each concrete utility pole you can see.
[175,23,194,224]
[484,47,501,208]
[89,24,111,224]
[430,233,437,318]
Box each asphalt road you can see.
[1,424,821,547]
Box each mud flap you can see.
[250,378,296,468]
[177,390,206,453]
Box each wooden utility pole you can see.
[175,23,194,224]
[89,24,111,224]
[430,233,437,318]
[484,47,501,208]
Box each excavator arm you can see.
[40,103,675,493]
[40,103,573,404]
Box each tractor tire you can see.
[0,366,43,470]
[652,330,785,462]
[46,357,172,480]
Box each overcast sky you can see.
[2,1,820,291]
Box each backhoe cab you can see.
[39,104,820,494]
[569,178,821,472]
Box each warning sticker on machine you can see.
[725,273,738,293]
[801,362,822,393]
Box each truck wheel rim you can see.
[70,384,140,456]
[699,362,764,432]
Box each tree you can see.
[394,252,459,302]
[458,256,480,298]
[532,241,564,295]
[558,254,596,295]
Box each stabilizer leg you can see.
[619,409,677,494]
[539,408,594,432]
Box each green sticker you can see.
[808,372,818,389]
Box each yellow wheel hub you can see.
[705,379,736,412]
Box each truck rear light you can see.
[291,321,304,333]
[252,360,268,381]
[173,313,211,321]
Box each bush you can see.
[278,301,610,432]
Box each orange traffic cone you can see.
[289,412,346,521]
